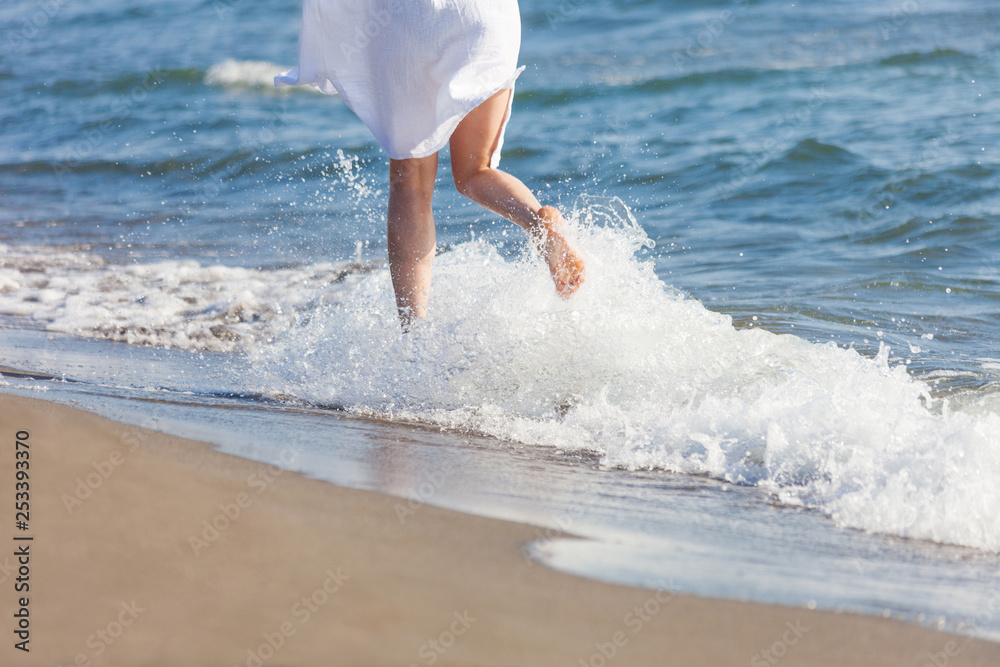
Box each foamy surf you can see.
[2,198,998,554]
[244,197,1000,554]
[204,59,313,90]
[0,243,373,351]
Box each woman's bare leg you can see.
[450,90,585,298]
[387,154,438,326]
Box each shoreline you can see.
[1,390,998,666]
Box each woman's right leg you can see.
[450,89,585,298]
[388,154,438,325]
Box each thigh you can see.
[449,89,512,175]
[389,154,439,193]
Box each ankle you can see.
[528,205,560,238]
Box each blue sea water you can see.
[2,0,1000,641]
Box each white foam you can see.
[204,59,312,90]
[244,197,1000,553]
[2,197,998,553]
[0,243,370,352]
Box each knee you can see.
[390,159,436,197]
[452,164,488,200]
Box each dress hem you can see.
[402,65,525,165]
[275,66,525,165]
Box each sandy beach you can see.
[0,390,996,666]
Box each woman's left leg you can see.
[450,89,585,298]
[387,154,438,325]
[450,90,541,229]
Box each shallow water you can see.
[2,326,1000,641]
[2,0,1000,639]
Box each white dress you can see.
[275,0,524,165]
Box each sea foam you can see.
[246,197,1000,553]
[204,59,310,90]
[0,243,367,351]
[2,198,998,553]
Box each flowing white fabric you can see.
[276,0,524,165]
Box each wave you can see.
[2,197,999,554]
[204,59,314,91]
[0,147,363,183]
[26,68,204,99]
[240,196,998,554]
[878,48,975,67]
[777,138,861,166]
[519,67,792,109]
[0,242,375,352]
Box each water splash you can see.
[2,198,997,552]
[247,196,1000,553]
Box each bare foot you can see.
[534,206,585,298]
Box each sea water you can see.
[2,0,1000,640]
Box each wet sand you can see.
[1,391,997,666]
